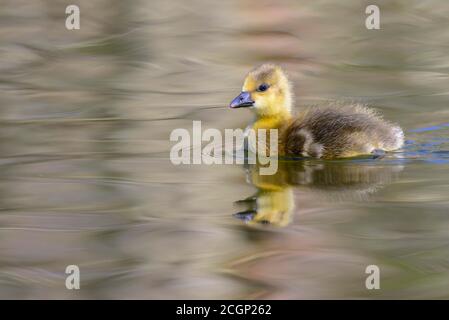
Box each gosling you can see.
[229,64,404,159]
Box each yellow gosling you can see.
[230,64,404,159]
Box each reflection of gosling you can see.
[235,159,404,227]
[230,64,404,159]
[235,187,294,227]
[235,164,295,227]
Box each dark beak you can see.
[230,91,254,108]
[233,210,256,222]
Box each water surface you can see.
[1,0,449,299]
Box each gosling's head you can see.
[230,64,293,117]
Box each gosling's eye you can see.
[257,84,269,92]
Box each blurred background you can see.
[0,0,449,299]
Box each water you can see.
[1,0,449,299]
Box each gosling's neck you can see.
[252,108,292,131]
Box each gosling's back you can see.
[282,103,404,159]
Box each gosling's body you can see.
[281,103,404,159]
[230,64,404,159]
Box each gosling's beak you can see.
[233,210,256,222]
[230,91,254,108]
